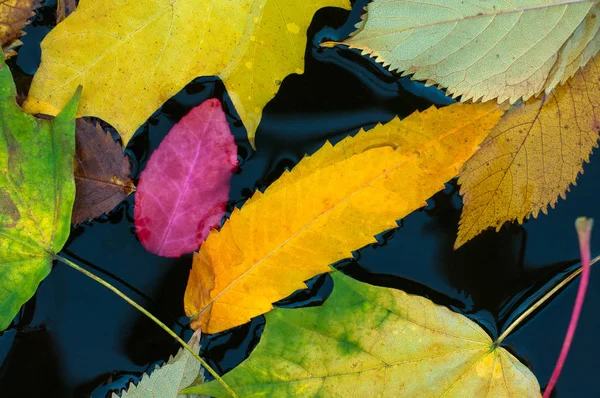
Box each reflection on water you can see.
[1,0,600,397]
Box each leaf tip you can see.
[575,217,593,238]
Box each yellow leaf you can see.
[23,0,350,147]
[338,0,600,104]
[0,0,40,58]
[184,102,504,333]
[456,54,600,249]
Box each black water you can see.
[1,1,599,397]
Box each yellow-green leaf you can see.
[184,102,504,334]
[23,0,350,148]
[339,0,600,104]
[455,54,600,248]
[0,59,80,331]
[183,272,541,397]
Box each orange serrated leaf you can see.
[184,102,504,334]
[456,54,600,249]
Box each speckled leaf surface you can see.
[342,0,600,104]
[23,0,350,147]
[456,53,600,248]
[184,102,503,334]
[134,99,238,258]
[184,272,541,397]
[0,59,79,331]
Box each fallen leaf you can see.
[23,0,350,148]
[183,271,541,397]
[56,0,76,23]
[134,99,237,258]
[73,119,135,226]
[0,0,41,57]
[112,329,206,398]
[455,54,600,248]
[338,0,600,104]
[184,102,503,334]
[0,58,80,331]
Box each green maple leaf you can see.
[185,272,541,397]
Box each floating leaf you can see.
[23,0,350,147]
[0,59,80,331]
[455,54,600,248]
[338,0,600,104]
[0,0,41,57]
[184,102,503,334]
[56,0,76,23]
[73,119,135,226]
[134,99,237,258]
[184,271,541,397]
[112,329,206,398]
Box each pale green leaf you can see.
[341,0,600,103]
[112,330,207,398]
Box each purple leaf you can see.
[134,98,238,257]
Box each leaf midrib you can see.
[355,0,597,35]
[74,175,133,189]
[220,348,492,394]
[194,106,500,322]
[155,109,217,254]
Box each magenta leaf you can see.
[134,98,238,257]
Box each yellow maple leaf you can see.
[456,54,600,249]
[23,0,350,147]
[184,102,504,334]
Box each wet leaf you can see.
[456,54,600,248]
[73,119,135,226]
[184,272,541,397]
[0,59,80,331]
[56,0,76,23]
[134,99,237,258]
[112,330,207,398]
[339,0,600,104]
[0,0,41,57]
[184,102,503,334]
[23,0,350,148]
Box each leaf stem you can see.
[543,218,593,398]
[54,253,238,398]
[495,250,599,346]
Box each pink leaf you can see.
[134,98,238,257]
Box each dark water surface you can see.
[1,1,599,397]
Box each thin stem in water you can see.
[543,218,593,398]
[60,249,187,329]
[54,253,238,398]
[495,242,598,345]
